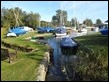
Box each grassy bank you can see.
[74,33,108,81]
[1,31,52,81]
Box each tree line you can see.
[1,7,103,31]
[1,7,41,30]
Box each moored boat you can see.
[100,28,108,35]
[55,26,67,37]
[60,37,79,55]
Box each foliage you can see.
[65,21,71,27]
[71,18,79,29]
[24,12,40,29]
[52,15,58,26]
[1,7,40,30]
[83,19,93,26]
[40,21,47,27]
[52,9,67,26]
[75,33,108,81]
[96,19,102,25]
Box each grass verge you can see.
[74,33,108,81]
[1,31,52,81]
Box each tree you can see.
[1,7,41,30]
[23,11,41,29]
[40,21,47,27]
[96,19,102,25]
[65,21,71,27]
[83,19,93,26]
[1,7,25,28]
[52,9,67,26]
[62,11,67,25]
[52,15,58,26]
[71,18,79,29]
[71,18,75,27]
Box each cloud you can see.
[60,1,108,23]
[59,1,91,10]
[59,1,108,12]
[59,1,108,18]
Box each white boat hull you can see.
[55,33,67,37]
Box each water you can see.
[45,37,67,81]
[43,36,79,81]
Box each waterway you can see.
[44,37,78,81]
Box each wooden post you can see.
[1,48,9,60]
[9,50,17,64]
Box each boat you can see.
[23,26,33,32]
[43,26,55,33]
[99,20,108,35]
[78,28,87,35]
[37,27,46,33]
[60,37,79,55]
[55,26,67,37]
[9,27,27,36]
[37,27,55,33]
[100,28,108,35]
[7,32,17,37]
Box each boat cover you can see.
[100,29,108,35]
[55,27,66,34]
[60,37,78,47]
[9,27,27,36]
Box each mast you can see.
[60,2,62,26]
[73,1,76,30]
[60,1,65,27]
[12,8,24,27]
[39,15,40,27]
[13,9,19,27]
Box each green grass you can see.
[74,33,108,81]
[1,46,44,81]
[1,31,52,81]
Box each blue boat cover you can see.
[9,27,27,35]
[60,37,77,47]
[37,27,55,32]
[56,27,66,34]
[44,27,55,32]
[37,27,46,32]
[100,28,108,35]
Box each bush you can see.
[75,45,108,81]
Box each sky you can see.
[1,1,108,23]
